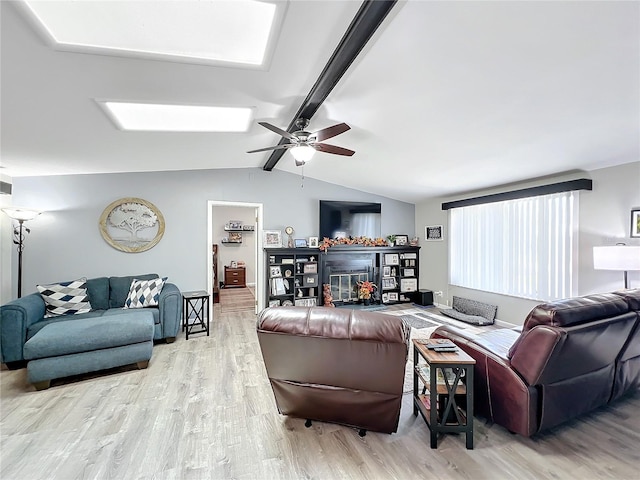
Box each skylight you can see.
[21,1,279,66]
[99,102,253,132]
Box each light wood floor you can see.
[1,308,640,480]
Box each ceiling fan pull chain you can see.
[300,165,305,188]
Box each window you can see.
[449,191,578,301]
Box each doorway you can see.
[207,201,264,317]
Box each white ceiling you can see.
[2,1,638,203]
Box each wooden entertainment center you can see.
[264,245,420,308]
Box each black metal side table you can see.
[182,290,210,340]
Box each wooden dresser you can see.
[224,266,246,288]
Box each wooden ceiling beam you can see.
[262,0,397,171]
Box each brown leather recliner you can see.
[257,306,410,434]
[431,290,640,436]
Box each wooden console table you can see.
[412,339,475,449]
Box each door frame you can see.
[207,200,264,316]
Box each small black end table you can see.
[182,290,210,340]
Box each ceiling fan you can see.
[247,118,355,166]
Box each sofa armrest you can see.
[431,325,540,436]
[0,293,46,363]
[158,283,182,339]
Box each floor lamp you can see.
[2,208,42,298]
[593,244,640,289]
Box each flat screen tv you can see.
[319,200,382,240]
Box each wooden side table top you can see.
[412,339,475,364]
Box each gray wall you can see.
[9,167,415,297]
[416,161,640,325]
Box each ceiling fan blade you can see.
[247,144,292,154]
[313,143,355,156]
[258,122,296,141]
[313,122,351,142]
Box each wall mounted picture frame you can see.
[631,209,640,238]
[99,197,165,253]
[308,236,319,248]
[263,230,282,248]
[394,235,408,246]
[425,225,444,241]
[294,238,308,248]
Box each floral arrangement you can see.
[318,236,388,252]
[357,280,377,300]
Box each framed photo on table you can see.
[263,230,282,248]
[394,235,408,246]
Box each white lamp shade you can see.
[290,145,315,163]
[593,245,640,271]
[1,208,42,221]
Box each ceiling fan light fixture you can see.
[290,145,315,163]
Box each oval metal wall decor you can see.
[99,197,165,253]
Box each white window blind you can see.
[449,191,578,301]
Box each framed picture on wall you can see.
[425,225,444,241]
[631,209,640,238]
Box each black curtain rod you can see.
[441,178,593,210]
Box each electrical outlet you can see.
[434,291,443,297]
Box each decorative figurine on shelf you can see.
[285,226,294,248]
[297,288,304,298]
[323,283,335,307]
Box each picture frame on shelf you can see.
[303,263,318,274]
[294,238,308,248]
[425,225,444,241]
[269,266,282,278]
[268,299,280,307]
[263,230,282,248]
[228,231,242,243]
[382,293,389,303]
[382,277,397,290]
[403,268,415,277]
[632,209,640,238]
[382,266,392,277]
[394,235,409,246]
[384,253,400,265]
[400,278,418,292]
[308,236,319,248]
[388,292,399,302]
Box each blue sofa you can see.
[0,273,182,369]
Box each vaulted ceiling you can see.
[2,1,638,203]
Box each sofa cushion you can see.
[124,277,167,309]
[23,312,155,360]
[36,278,93,318]
[27,310,106,340]
[86,277,110,311]
[103,307,160,324]
[109,273,158,308]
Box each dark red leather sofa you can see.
[257,306,410,434]
[431,289,640,436]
